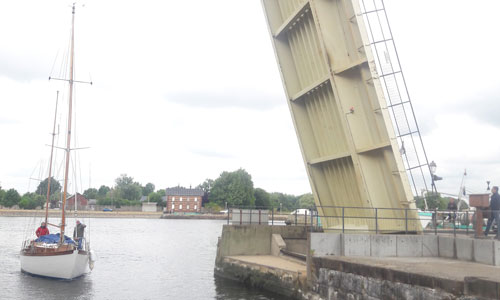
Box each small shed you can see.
[88,199,97,211]
[142,202,157,212]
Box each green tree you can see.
[197,179,214,194]
[0,188,5,205]
[298,193,315,209]
[254,188,271,208]
[143,183,155,196]
[19,193,44,209]
[83,188,98,199]
[148,192,162,203]
[197,178,214,204]
[97,185,111,199]
[417,192,447,210]
[49,191,61,208]
[205,202,222,213]
[157,189,166,197]
[115,174,142,201]
[2,188,21,208]
[36,177,61,197]
[269,192,299,212]
[209,169,255,207]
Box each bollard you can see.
[250,209,252,225]
[305,210,308,226]
[258,209,261,225]
[295,210,297,226]
[227,208,230,225]
[240,209,242,225]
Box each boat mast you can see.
[44,91,59,224]
[60,3,76,243]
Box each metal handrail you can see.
[225,205,497,236]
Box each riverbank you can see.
[161,214,227,220]
[0,209,162,219]
[0,209,293,220]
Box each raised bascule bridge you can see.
[214,1,500,299]
[261,0,431,232]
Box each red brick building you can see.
[165,187,204,213]
[66,193,88,210]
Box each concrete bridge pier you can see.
[215,225,500,299]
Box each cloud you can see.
[191,149,235,159]
[423,114,500,195]
[452,89,500,128]
[0,117,18,124]
[0,53,48,82]
[165,89,285,111]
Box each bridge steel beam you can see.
[261,0,419,232]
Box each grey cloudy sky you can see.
[1,0,499,198]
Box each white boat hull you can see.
[20,250,89,280]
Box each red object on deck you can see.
[36,227,49,237]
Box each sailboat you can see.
[20,3,95,280]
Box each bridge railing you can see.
[226,206,495,236]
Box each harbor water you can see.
[0,217,286,300]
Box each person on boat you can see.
[35,222,49,237]
[485,186,500,239]
[73,220,86,249]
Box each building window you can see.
[194,197,198,202]
[187,205,190,209]
[171,204,174,210]
[180,197,183,202]
[179,204,183,209]
[172,196,175,202]
[194,205,197,210]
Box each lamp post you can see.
[429,161,437,194]
[487,181,491,191]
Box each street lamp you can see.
[487,181,491,191]
[429,161,442,193]
[429,161,437,175]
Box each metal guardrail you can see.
[226,206,499,236]
[226,207,318,226]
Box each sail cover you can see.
[35,233,75,245]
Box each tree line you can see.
[0,174,162,209]
[0,169,314,211]
[198,168,314,212]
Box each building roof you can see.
[140,196,148,202]
[165,186,204,197]
[66,193,87,201]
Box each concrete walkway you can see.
[227,255,306,273]
[330,256,500,283]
